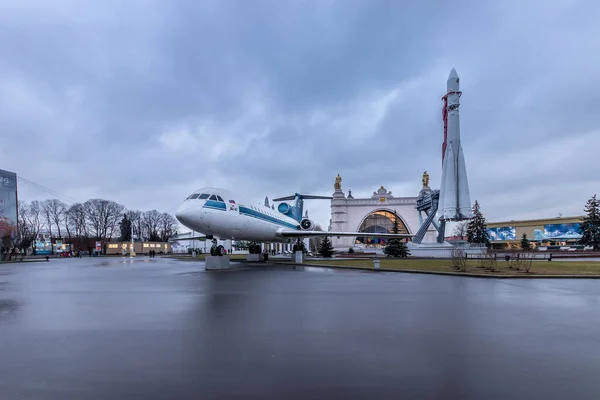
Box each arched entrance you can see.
[355,210,410,249]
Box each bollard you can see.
[373,259,380,270]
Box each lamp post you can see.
[192,231,196,258]
[130,224,136,257]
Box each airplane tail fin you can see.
[272,193,333,222]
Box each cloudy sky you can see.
[3,0,600,231]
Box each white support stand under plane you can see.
[246,254,264,262]
[293,251,303,263]
[206,255,231,270]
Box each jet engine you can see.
[278,203,291,214]
[300,218,315,231]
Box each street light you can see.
[130,224,136,257]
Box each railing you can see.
[466,252,553,261]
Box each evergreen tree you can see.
[383,239,410,258]
[318,236,334,257]
[520,233,531,250]
[383,212,410,258]
[578,194,600,250]
[466,200,490,246]
[119,213,132,241]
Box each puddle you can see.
[0,298,20,320]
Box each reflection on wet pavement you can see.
[0,256,599,399]
[0,298,19,321]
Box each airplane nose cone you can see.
[175,202,202,227]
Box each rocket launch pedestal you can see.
[408,68,480,258]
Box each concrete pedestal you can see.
[407,242,454,258]
[246,253,264,262]
[205,255,231,270]
[407,242,486,258]
[293,251,303,263]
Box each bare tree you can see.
[63,208,73,244]
[67,203,90,252]
[142,210,162,241]
[47,199,67,239]
[481,247,497,272]
[17,201,30,239]
[83,199,124,240]
[453,221,468,240]
[27,200,43,240]
[451,247,467,272]
[158,212,178,242]
[41,199,54,237]
[106,201,124,239]
[17,201,36,254]
[19,200,44,255]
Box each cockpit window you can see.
[216,195,224,202]
[190,194,200,199]
[209,195,218,201]
[198,193,209,199]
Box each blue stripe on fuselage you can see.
[239,205,299,230]
[203,200,226,210]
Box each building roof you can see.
[487,215,584,227]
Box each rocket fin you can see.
[439,145,458,220]
[438,158,448,220]
[456,145,472,218]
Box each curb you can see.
[271,262,600,279]
[0,259,49,264]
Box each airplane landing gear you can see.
[210,239,225,256]
[248,242,262,254]
[209,239,228,256]
[210,245,226,256]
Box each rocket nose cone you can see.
[447,68,459,90]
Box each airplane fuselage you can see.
[175,188,301,243]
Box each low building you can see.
[486,215,584,249]
[105,241,171,255]
[169,232,232,254]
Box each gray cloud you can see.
[2,0,600,230]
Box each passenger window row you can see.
[248,205,281,220]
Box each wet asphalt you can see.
[1,256,600,400]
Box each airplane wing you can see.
[280,230,413,238]
[169,235,207,241]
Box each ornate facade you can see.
[328,174,437,251]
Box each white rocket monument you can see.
[438,68,472,221]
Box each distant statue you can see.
[422,171,430,187]
[334,174,342,191]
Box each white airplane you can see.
[173,187,414,256]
